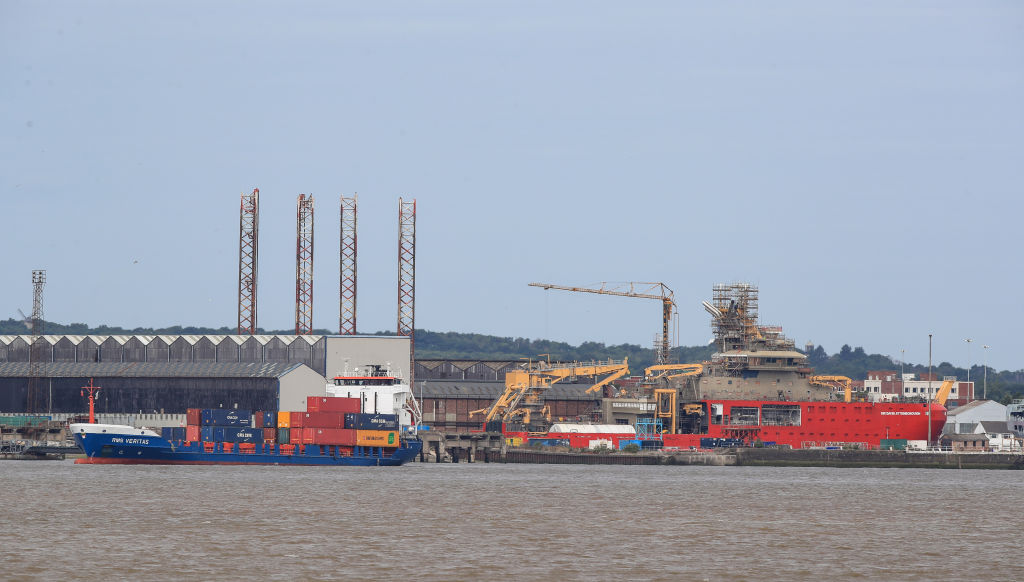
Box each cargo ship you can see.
[502,283,948,450]
[72,395,422,466]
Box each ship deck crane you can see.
[529,282,676,365]
[809,375,854,402]
[470,358,630,425]
[646,363,704,434]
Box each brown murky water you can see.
[3,460,1021,581]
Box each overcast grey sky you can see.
[2,1,1022,371]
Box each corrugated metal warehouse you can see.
[0,334,410,414]
[0,361,323,414]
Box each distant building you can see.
[860,370,973,406]
[942,400,1007,435]
[938,433,989,452]
[973,420,1020,452]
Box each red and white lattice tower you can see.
[339,194,358,335]
[295,194,315,335]
[397,198,416,380]
[237,188,259,334]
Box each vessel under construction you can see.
[494,283,947,450]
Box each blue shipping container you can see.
[200,409,252,427]
[220,427,262,443]
[202,426,262,443]
[263,411,276,427]
[345,413,399,430]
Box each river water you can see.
[3,460,1021,581]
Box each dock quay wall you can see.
[734,448,1024,470]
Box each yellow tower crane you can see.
[529,281,676,365]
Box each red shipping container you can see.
[302,412,346,429]
[186,408,202,426]
[307,396,360,414]
[307,428,357,446]
[262,427,276,442]
[253,411,264,429]
[290,411,305,428]
[186,425,200,442]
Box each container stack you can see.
[252,411,277,444]
[274,397,399,449]
[182,408,260,444]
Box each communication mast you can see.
[237,188,259,334]
[397,198,416,380]
[295,194,315,335]
[81,378,101,424]
[27,270,46,413]
[339,194,357,335]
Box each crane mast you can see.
[529,281,676,364]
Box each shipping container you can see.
[290,411,305,429]
[304,428,357,446]
[302,411,346,429]
[262,427,276,442]
[345,413,399,431]
[355,430,398,447]
[307,396,361,414]
[186,425,200,442]
[0,415,52,428]
[200,409,252,427]
[253,411,264,428]
[218,427,262,443]
[277,427,290,444]
[277,411,291,429]
[186,408,202,426]
[263,411,276,427]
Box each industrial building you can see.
[0,334,409,415]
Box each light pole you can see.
[982,345,990,400]
[900,348,905,397]
[965,338,973,391]
[927,334,932,446]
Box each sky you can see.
[2,1,1022,371]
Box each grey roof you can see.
[947,400,998,415]
[419,380,601,401]
[0,334,325,347]
[941,433,989,442]
[417,360,518,371]
[979,421,1011,434]
[0,361,303,379]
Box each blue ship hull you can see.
[73,428,421,467]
